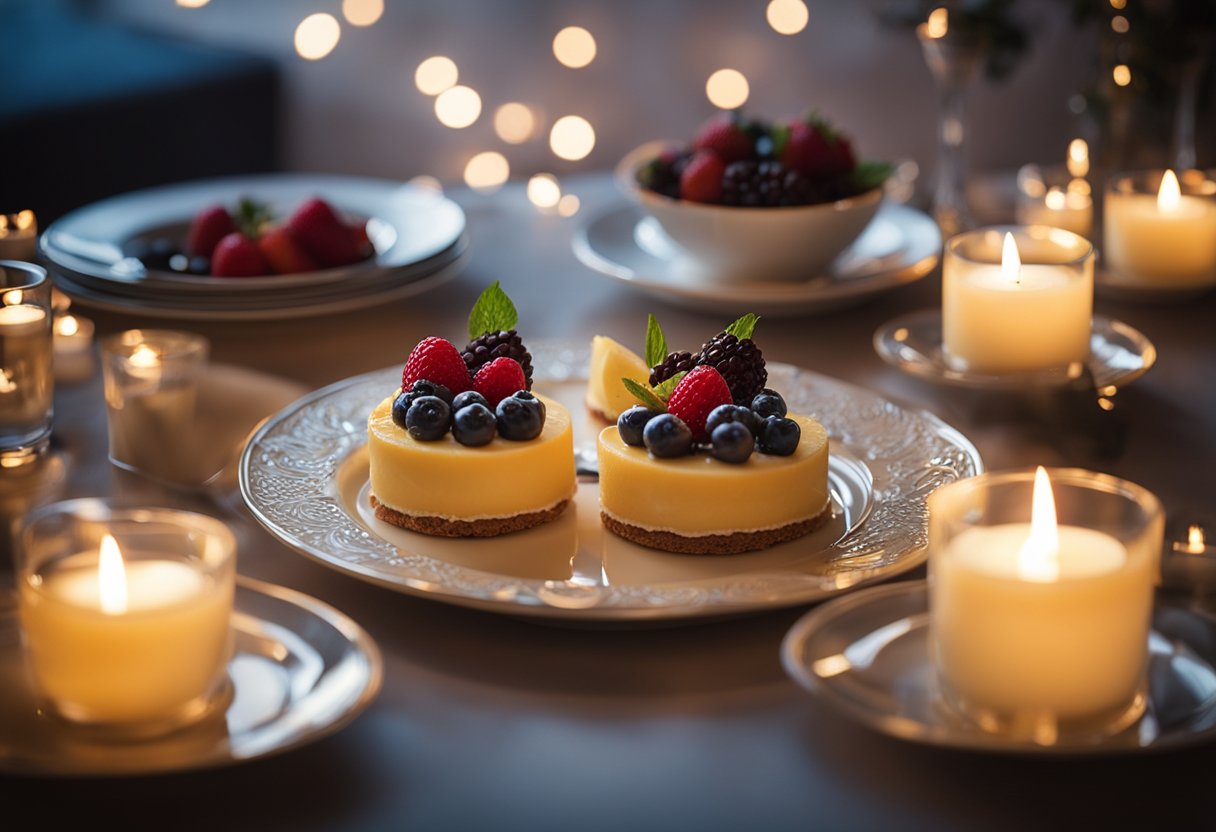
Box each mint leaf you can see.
[654,371,686,401]
[724,313,759,341]
[644,313,667,369]
[851,160,893,194]
[467,281,518,340]
[769,123,791,159]
[621,378,666,412]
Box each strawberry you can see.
[186,205,235,259]
[401,336,472,394]
[679,151,726,204]
[211,232,270,277]
[286,198,361,267]
[351,222,373,260]
[780,119,856,178]
[666,365,733,441]
[472,356,527,407]
[691,116,753,164]
[258,226,319,274]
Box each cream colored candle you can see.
[0,300,52,430]
[0,211,37,261]
[104,342,200,481]
[1104,169,1216,289]
[19,535,234,725]
[1017,186,1093,238]
[943,231,1093,374]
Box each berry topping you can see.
[758,415,800,456]
[258,226,319,275]
[410,379,454,404]
[691,115,754,164]
[186,205,236,259]
[401,337,472,395]
[617,405,660,447]
[211,232,270,278]
[779,120,837,179]
[286,197,361,267]
[405,396,451,441]
[666,365,734,441]
[710,421,754,464]
[699,330,767,405]
[751,389,787,419]
[496,393,544,441]
[473,356,528,407]
[451,390,490,412]
[463,329,534,390]
[391,389,417,428]
[452,403,497,447]
[649,350,697,389]
[679,151,726,204]
[642,413,693,458]
[705,403,761,438]
[720,160,821,208]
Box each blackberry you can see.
[462,329,533,390]
[649,350,697,388]
[698,333,767,405]
[720,161,816,208]
[637,153,686,201]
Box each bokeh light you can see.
[706,69,749,109]
[408,175,443,194]
[435,85,482,128]
[926,7,948,38]
[494,103,537,144]
[295,13,341,61]
[558,194,580,217]
[343,0,384,27]
[464,152,510,193]
[553,26,597,68]
[527,174,562,209]
[1113,64,1131,86]
[176,0,210,8]
[1111,15,1129,33]
[549,115,596,161]
[766,0,808,35]
[415,56,459,96]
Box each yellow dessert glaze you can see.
[368,393,575,519]
[597,413,830,535]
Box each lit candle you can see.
[1016,141,1094,239]
[942,228,1093,374]
[19,531,235,729]
[0,210,37,261]
[1160,521,1216,595]
[930,467,1159,742]
[1104,169,1216,290]
[53,314,95,384]
[0,290,52,436]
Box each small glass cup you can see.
[942,225,1094,375]
[101,329,208,485]
[1015,163,1093,240]
[19,499,236,738]
[0,261,53,467]
[1103,169,1216,291]
[928,468,1163,745]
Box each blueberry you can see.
[452,403,497,446]
[617,406,660,447]
[411,379,453,404]
[405,395,451,441]
[711,421,754,464]
[751,389,787,419]
[642,413,693,458]
[187,256,211,275]
[510,389,546,422]
[496,396,543,441]
[391,390,419,428]
[758,415,800,456]
[705,404,760,437]
[451,390,489,412]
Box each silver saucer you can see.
[873,309,1156,391]
[0,577,382,776]
[781,580,1216,755]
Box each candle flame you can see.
[927,7,948,38]
[1178,524,1207,555]
[129,344,161,368]
[98,534,128,615]
[1066,138,1089,178]
[1001,232,1021,285]
[1158,169,1181,213]
[1017,467,1060,582]
[0,369,15,394]
[56,315,79,337]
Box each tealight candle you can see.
[0,211,37,261]
[929,467,1162,743]
[19,501,236,735]
[53,314,95,384]
[1159,518,1216,596]
[942,226,1094,374]
[1015,142,1093,239]
[1103,169,1216,290]
[0,263,53,465]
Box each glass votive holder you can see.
[1103,169,1216,291]
[101,329,208,485]
[1159,513,1216,597]
[942,225,1094,375]
[1015,163,1093,239]
[928,467,1163,745]
[0,211,37,261]
[19,499,236,738]
[0,261,54,468]
[52,313,95,385]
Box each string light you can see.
[494,103,537,144]
[342,0,384,27]
[1113,64,1131,86]
[549,116,595,161]
[553,26,597,68]
[295,13,341,60]
[415,56,458,96]
[766,0,808,35]
[464,152,509,193]
[527,174,562,209]
[435,85,482,129]
[706,68,749,109]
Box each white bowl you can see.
[616,141,884,282]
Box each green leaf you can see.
[467,281,518,340]
[653,371,686,401]
[724,313,759,341]
[851,160,893,194]
[621,378,667,412]
[644,314,667,369]
[769,123,791,159]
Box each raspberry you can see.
[401,336,472,395]
[691,116,754,164]
[472,356,527,407]
[666,365,733,441]
[462,329,533,389]
[698,332,767,405]
[679,151,726,204]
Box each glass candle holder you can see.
[1103,169,1216,291]
[0,261,53,467]
[101,329,208,485]
[1015,164,1094,239]
[19,499,236,738]
[928,467,1163,745]
[942,225,1094,375]
[0,211,37,261]
[1159,513,1216,597]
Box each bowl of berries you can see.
[617,112,890,281]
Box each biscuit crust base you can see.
[601,500,832,555]
[371,494,570,538]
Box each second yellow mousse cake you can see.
[367,283,575,537]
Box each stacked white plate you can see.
[40,174,468,321]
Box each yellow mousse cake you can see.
[597,412,831,554]
[368,392,576,537]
